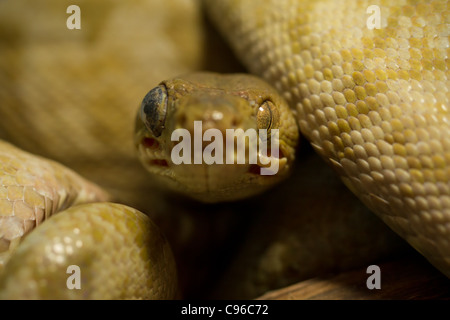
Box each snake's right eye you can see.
[140,85,168,137]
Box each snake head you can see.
[135,72,299,203]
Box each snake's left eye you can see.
[140,85,168,137]
[257,100,274,131]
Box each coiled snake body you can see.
[205,0,450,278]
[0,0,449,298]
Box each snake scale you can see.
[205,0,450,278]
[0,0,449,299]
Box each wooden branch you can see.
[257,254,450,300]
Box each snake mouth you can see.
[248,164,262,175]
[248,147,286,175]
[139,134,288,175]
[148,159,169,167]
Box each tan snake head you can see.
[135,72,299,202]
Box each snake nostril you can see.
[142,137,159,149]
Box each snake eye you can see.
[140,85,168,137]
[256,100,274,131]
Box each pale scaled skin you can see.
[135,72,299,202]
[214,147,409,299]
[205,0,450,277]
[0,0,447,300]
[0,203,178,299]
[0,142,178,299]
[0,140,109,268]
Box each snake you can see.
[0,0,449,299]
[0,141,178,299]
[204,0,450,279]
[134,72,299,202]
